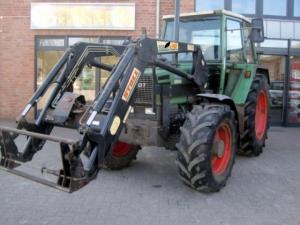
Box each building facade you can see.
[0,0,300,126]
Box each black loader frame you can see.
[0,37,207,192]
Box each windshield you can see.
[163,16,221,61]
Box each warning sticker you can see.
[122,68,141,102]
[157,41,179,53]
[187,44,195,51]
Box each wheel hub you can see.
[212,140,225,158]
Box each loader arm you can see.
[0,37,207,192]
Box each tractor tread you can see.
[238,74,270,156]
[176,103,237,192]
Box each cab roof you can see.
[162,9,251,23]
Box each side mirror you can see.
[250,18,264,43]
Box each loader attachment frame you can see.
[0,37,207,192]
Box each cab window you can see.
[226,19,243,62]
[244,22,255,63]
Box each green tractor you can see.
[0,10,269,192]
[121,10,270,192]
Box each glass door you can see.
[36,37,65,111]
[68,37,100,103]
[288,57,300,124]
[260,55,286,124]
[36,36,127,108]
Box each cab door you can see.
[224,18,255,104]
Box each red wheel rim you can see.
[112,141,133,157]
[255,90,268,140]
[211,123,232,175]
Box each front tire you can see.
[104,141,140,170]
[176,104,237,192]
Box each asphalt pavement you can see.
[0,120,299,225]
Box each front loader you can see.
[0,10,270,192]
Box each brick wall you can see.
[0,0,194,119]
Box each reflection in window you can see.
[73,66,96,102]
[263,0,287,16]
[226,19,243,62]
[280,22,294,39]
[164,18,221,61]
[195,0,224,12]
[100,56,119,88]
[37,50,64,87]
[295,0,300,17]
[102,39,125,45]
[232,0,255,14]
[68,37,99,46]
[36,36,128,108]
[36,50,64,110]
[99,39,126,88]
[260,39,288,48]
[260,55,285,123]
[244,24,254,63]
[288,58,300,124]
[292,41,300,48]
[38,38,65,47]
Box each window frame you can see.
[231,0,256,16]
[262,0,288,18]
[162,16,223,62]
[225,17,245,63]
[293,0,300,19]
[195,0,225,12]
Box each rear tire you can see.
[239,75,270,156]
[104,141,140,170]
[176,104,237,192]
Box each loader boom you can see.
[0,37,207,192]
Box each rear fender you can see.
[256,67,270,84]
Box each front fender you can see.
[197,93,244,135]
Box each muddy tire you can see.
[104,141,140,170]
[238,75,270,156]
[176,104,237,192]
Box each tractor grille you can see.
[135,75,153,105]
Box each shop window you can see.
[291,41,300,49]
[36,50,64,88]
[36,50,64,110]
[260,55,286,123]
[265,21,280,38]
[263,0,287,16]
[68,37,99,46]
[195,0,224,12]
[288,58,300,124]
[36,36,127,109]
[260,39,288,48]
[73,66,97,102]
[38,38,65,47]
[102,39,126,45]
[226,19,243,62]
[295,23,300,39]
[294,0,300,17]
[232,0,255,14]
[280,22,294,39]
[99,38,126,88]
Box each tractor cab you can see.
[161,10,264,103]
